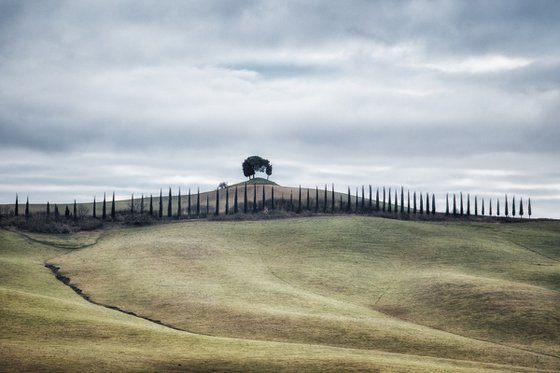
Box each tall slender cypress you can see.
[315,186,319,212]
[407,190,411,214]
[474,196,478,216]
[431,193,436,215]
[347,186,352,213]
[177,188,182,217]
[244,183,248,213]
[14,194,19,216]
[25,196,30,220]
[290,190,293,211]
[188,188,191,217]
[54,204,59,221]
[481,198,485,216]
[453,194,457,216]
[460,192,464,216]
[369,185,373,210]
[355,187,359,213]
[140,194,144,214]
[271,186,275,210]
[331,184,335,213]
[298,185,302,213]
[167,188,172,218]
[225,187,229,215]
[489,198,492,216]
[307,188,310,211]
[149,194,153,216]
[215,188,220,215]
[103,193,107,220]
[413,191,417,214]
[519,197,524,218]
[466,194,470,216]
[206,195,209,216]
[375,187,380,212]
[92,197,96,218]
[446,194,450,215]
[396,190,399,213]
[234,186,239,213]
[131,194,134,214]
[324,184,328,213]
[505,194,509,217]
[340,194,343,211]
[400,187,404,214]
[47,201,51,220]
[196,188,200,217]
[262,185,266,210]
[419,193,423,214]
[497,198,500,216]
[362,185,365,211]
[528,198,532,218]
[382,187,386,212]
[111,192,116,220]
[426,193,429,214]
[512,196,516,217]
[387,188,392,213]
[159,189,163,218]
[253,185,257,213]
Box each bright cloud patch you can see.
[424,55,534,74]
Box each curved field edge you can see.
[39,216,560,370]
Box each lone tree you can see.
[242,156,272,179]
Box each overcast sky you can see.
[1,0,559,218]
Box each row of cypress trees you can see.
[7,185,533,221]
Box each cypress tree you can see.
[298,185,302,213]
[355,187,359,213]
[382,187,386,212]
[188,188,192,217]
[376,187,380,211]
[159,189,163,218]
[362,185,365,211]
[307,188,310,211]
[324,184,328,213]
[512,196,516,217]
[253,185,257,213]
[54,204,59,221]
[131,194,134,214]
[111,192,116,220]
[149,194,153,216]
[262,185,266,210]
[315,186,319,212]
[395,189,398,213]
[474,196,478,216]
[290,190,293,211]
[177,188,182,217]
[419,193,423,214]
[528,198,532,218]
[167,188,172,218]
[14,194,19,216]
[431,193,436,215]
[92,197,96,218]
[482,198,485,216]
[466,194,470,216]
[407,190,411,214]
[340,194,343,211]
[497,198,500,216]
[244,183,248,213]
[387,188,392,213]
[400,187,404,214]
[196,188,200,217]
[331,184,335,213]
[519,197,524,218]
[47,201,51,220]
[103,193,107,220]
[215,188,220,215]
[140,194,144,214]
[446,194,450,216]
[453,194,457,216]
[426,193,429,214]
[460,192,464,216]
[65,205,70,218]
[234,186,239,213]
[369,185,373,211]
[347,186,352,213]
[206,195,209,217]
[413,191,417,214]
[271,186,275,210]
[489,198,493,216]
[25,196,30,220]
[505,194,509,217]
[225,187,229,215]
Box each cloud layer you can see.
[1,0,559,217]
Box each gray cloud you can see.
[0,0,559,217]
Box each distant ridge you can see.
[232,177,278,186]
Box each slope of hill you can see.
[1,216,559,372]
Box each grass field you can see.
[1,216,559,372]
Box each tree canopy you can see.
[242,156,272,179]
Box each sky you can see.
[0,0,559,218]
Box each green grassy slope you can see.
[38,216,560,371]
[5,226,549,372]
